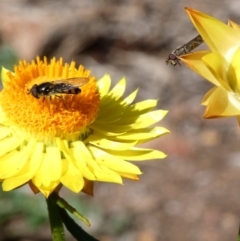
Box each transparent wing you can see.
[50,77,89,87]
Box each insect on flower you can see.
[29,77,89,99]
[166,34,204,66]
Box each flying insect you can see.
[166,34,204,66]
[29,77,89,99]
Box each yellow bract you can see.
[0,57,169,197]
[185,7,240,60]
[180,8,240,121]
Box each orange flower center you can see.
[0,57,100,141]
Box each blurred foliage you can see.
[0,46,18,90]
[0,46,18,71]
[0,187,107,236]
[65,193,102,218]
[108,212,132,235]
[0,188,48,228]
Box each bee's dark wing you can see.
[51,77,89,87]
[47,83,79,95]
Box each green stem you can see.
[59,208,99,241]
[46,193,66,241]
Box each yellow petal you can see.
[132,110,168,129]
[99,104,121,116]
[0,151,20,178]
[105,147,166,161]
[202,53,232,91]
[33,155,49,187]
[92,122,132,133]
[88,134,137,150]
[34,147,62,187]
[0,127,11,140]
[45,147,62,181]
[228,20,240,33]
[0,139,36,178]
[93,165,123,184]
[201,87,218,105]
[126,100,158,114]
[108,77,126,99]
[137,127,170,144]
[3,175,30,191]
[118,109,167,125]
[227,46,240,92]
[1,67,12,87]
[99,77,126,108]
[95,112,121,123]
[69,148,96,180]
[97,74,111,96]
[89,146,142,174]
[121,89,139,105]
[117,171,140,180]
[114,127,170,141]
[180,51,219,86]
[60,159,84,193]
[72,141,102,175]
[185,7,240,60]
[0,136,23,157]
[23,142,44,175]
[91,127,126,137]
[203,87,240,118]
[37,181,60,197]
[2,142,44,190]
[72,142,122,183]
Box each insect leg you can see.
[55,95,67,109]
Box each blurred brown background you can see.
[1,0,240,241]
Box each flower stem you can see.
[46,193,66,241]
[59,208,99,241]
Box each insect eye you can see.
[169,54,177,60]
[30,85,40,99]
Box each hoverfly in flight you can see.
[29,77,89,99]
[166,34,204,66]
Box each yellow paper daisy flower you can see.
[0,57,169,197]
[180,8,240,120]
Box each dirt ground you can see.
[1,1,240,241]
